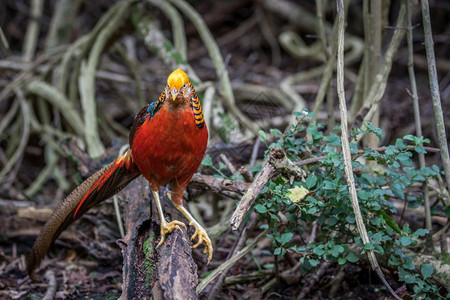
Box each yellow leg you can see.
[175,204,213,264]
[152,190,186,247]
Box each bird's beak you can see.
[171,89,178,101]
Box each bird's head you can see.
[164,68,194,103]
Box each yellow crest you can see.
[167,68,190,90]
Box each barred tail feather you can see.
[27,150,140,278]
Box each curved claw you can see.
[157,220,187,247]
[191,227,213,264]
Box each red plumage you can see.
[131,102,208,205]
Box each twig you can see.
[0,92,31,182]
[249,138,261,169]
[112,44,145,107]
[23,0,44,62]
[261,278,277,295]
[113,144,130,239]
[207,214,258,299]
[45,0,83,50]
[349,55,367,121]
[328,267,346,298]
[440,234,448,257]
[364,0,382,148]
[230,148,305,230]
[296,260,331,300]
[356,4,406,138]
[190,174,249,195]
[219,153,238,175]
[196,229,268,294]
[224,270,273,285]
[0,99,19,135]
[42,270,57,300]
[335,1,400,299]
[239,166,253,182]
[308,221,318,244]
[421,0,450,196]
[26,80,85,136]
[315,0,329,57]
[57,35,88,95]
[0,25,9,50]
[406,0,432,246]
[0,46,66,102]
[24,154,59,197]
[256,6,281,66]
[326,84,335,131]
[312,5,340,118]
[147,0,187,61]
[79,1,131,158]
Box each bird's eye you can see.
[183,84,188,88]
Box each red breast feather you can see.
[131,102,208,203]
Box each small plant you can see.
[254,114,446,298]
[203,111,447,299]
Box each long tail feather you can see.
[27,150,140,278]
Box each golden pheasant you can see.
[27,69,212,277]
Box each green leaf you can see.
[259,130,268,141]
[309,259,320,267]
[363,243,375,250]
[313,247,325,256]
[334,245,345,253]
[328,245,344,257]
[396,152,413,166]
[400,236,412,246]
[398,268,416,284]
[254,204,267,214]
[395,138,407,150]
[328,216,338,226]
[270,129,282,137]
[338,257,346,265]
[388,255,400,266]
[323,180,337,190]
[274,247,282,255]
[413,228,429,238]
[346,252,359,263]
[280,232,294,245]
[201,155,213,167]
[403,134,416,142]
[379,209,402,234]
[294,246,307,252]
[421,264,434,280]
[346,215,355,224]
[305,174,318,189]
[414,145,426,154]
[369,217,381,226]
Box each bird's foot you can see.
[191,224,213,264]
[157,220,187,247]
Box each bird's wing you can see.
[129,101,163,146]
[27,149,140,278]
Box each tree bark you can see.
[118,180,198,299]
